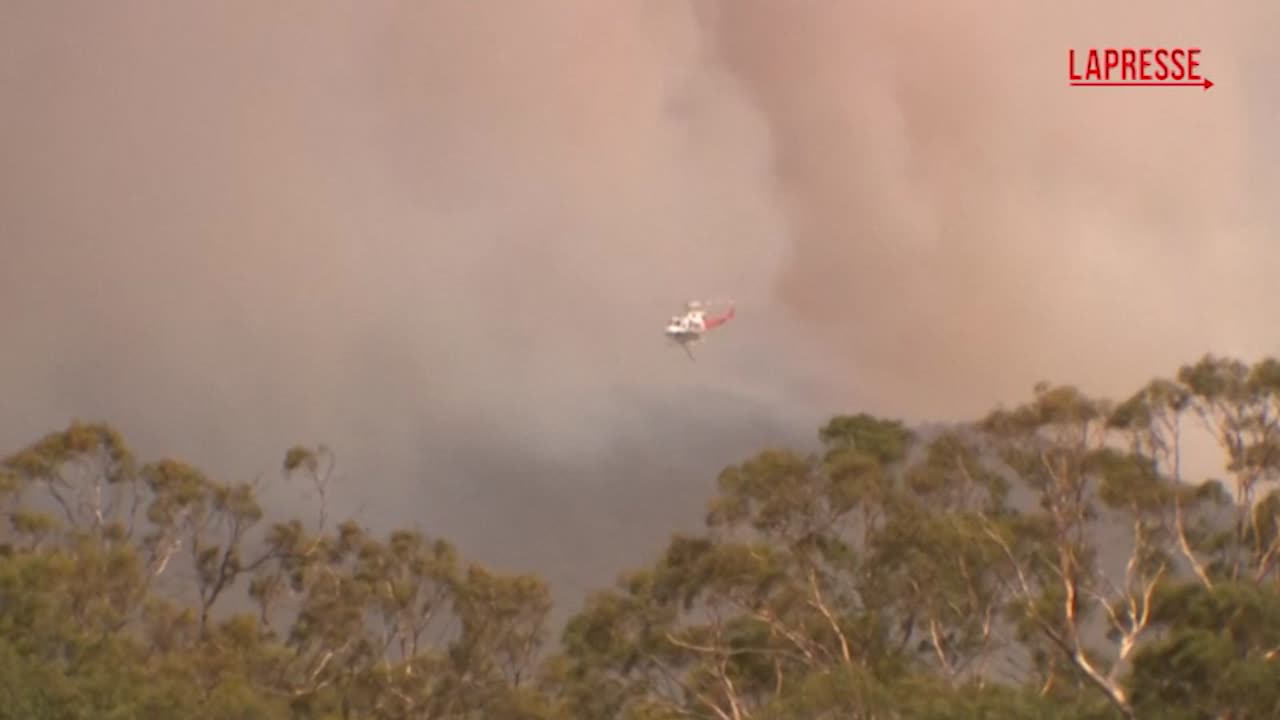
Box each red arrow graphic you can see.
[1070,78,1213,90]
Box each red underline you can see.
[1069,81,1205,86]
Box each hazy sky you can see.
[3,1,1277,602]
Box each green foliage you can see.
[4,354,1280,716]
[1129,580,1280,718]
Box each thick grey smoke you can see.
[707,0,1280,417]
[2,2,1276,599]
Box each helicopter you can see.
[663,299,735,360]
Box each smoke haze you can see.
[2,2,1277,601]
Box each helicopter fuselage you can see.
[664,326,701,344]
[664,311,707,343]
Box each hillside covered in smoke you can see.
[3,3,1280,715]
[2,353,1278,718]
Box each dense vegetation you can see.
[1,354,1278,718]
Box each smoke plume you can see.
[2,1,1276,599]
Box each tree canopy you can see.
[1,353,1277,718]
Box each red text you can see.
[1068,48,1201,81]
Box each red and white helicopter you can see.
[664,299,735,360]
